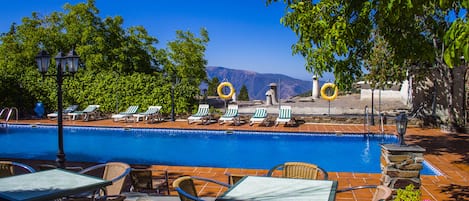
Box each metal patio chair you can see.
[68,162,131,201]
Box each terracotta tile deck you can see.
[5,119,469,201]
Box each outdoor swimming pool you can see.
[0,124,439,175]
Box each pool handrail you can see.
[0,161,36,177]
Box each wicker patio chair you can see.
[68,162,131,201]
[337,185,393,201]
[267,162,329,180]
[173,176,231,201]
[0,161,35,177]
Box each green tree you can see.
[238,85,250,101]
[0,0,209,117]
[207,77,220,96]
[162,28,210,114]
[363,31,401,90]
[267,0,467,129]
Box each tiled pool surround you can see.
[3,119,468,201]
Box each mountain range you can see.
[206,66,316,100]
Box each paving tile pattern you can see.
[7,119,469,201]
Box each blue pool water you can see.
[0,125,438,175]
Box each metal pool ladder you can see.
[364,105,385,134]
[0,107,18,122]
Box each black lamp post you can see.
[395,112,408,146]
[35,49,80,168]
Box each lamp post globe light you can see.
[395,111,408,146]
[35,49,80,168]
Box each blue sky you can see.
[0,0,332,81]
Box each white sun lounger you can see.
[187,104,210,124]
[275,105,294,126]
[219,104,239,125]
[249,108,268,126]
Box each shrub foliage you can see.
[0,0,209,117]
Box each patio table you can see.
[216,176,337,201]
[0,169,111,201]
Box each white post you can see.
[312,75,320,99]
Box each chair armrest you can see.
[12,162,36,173]
[191,176,231,188]
[79,163,107,174]
[80,163,130,183]
[224,173,247,185]
[317,166,329,180]
[111,167,131,183]
[174,187,205,201]
[266,164,284,177]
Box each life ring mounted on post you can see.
[320,83,339,101]
[217,81,235,100]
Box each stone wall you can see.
[380,144,425,190]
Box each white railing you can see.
[364,105,385,134]
[0,107,18,122]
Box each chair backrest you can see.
[173,176,231,201]
[252,108,267,118]
[124,105,139,114]
[197,104,209,115]
[80,162,130,196]
[82,105,98,113]
[279,105,292,119]
[372,185,393,201]
[224,105,238,116]
[146,106,162,114]
[64,105,79,113]
[173,176,200,201]
[0,161,35,178]
[267,162,328,180]
[103,162,131,195]
[283,162,319,179]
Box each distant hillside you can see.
[206,66,316,100]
